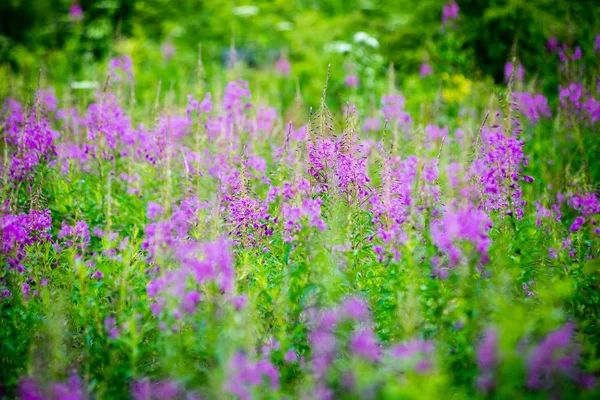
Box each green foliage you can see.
[1,1,600,399]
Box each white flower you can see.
[365,37,379,48]
[71,81,99,90]
[275,21,294,31]
[353,32,370,43]
[232,5,259,17]
[353,32,379,48]
[325,41,353,54]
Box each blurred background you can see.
[0,0,599,109]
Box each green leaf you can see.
[582,259,600,275]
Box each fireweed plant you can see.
[2,36,600,400]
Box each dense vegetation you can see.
[1,1,600,399]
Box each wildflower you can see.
[104,316,120,339]
[2,98,58,182]
[232,5,259,17]
[476,328,498,393]
[512,92,551,124]
[341,297,370,322]
[353,32,379,48]
[301,198,326,232]
[390,339,435,358]
[526,323,592,390]
[275,56,291,76]
[147,201,164,220]
[363,117,381,132]
[431,203,492,268]
[131,379,180,400]
[1,209,52,269]
[559,83,583,111]
[344,74,359,88]
[570,216,585,232]
[22,282,31,300]
[109,55,134,82]
[19,377,44,400]
[325,41,352,54]
[442,1,459,24]
[223,80,252,112]
[350,328,380,361]
[161,42,176,62]
[389,338,435,373]
[425,124,448,149]
[505,62,525,81]
[53,373,85,400]
[420,63,433,77]
[224,352,280,399]
[522,175,535,183]
[523,281,535,297]
[37,88,58,112]
[69,4,83,20]
[547,36,559,52]
[284,349,297,363]
[231,294,247,310]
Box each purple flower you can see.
[131,379,151,400]
[425,124,448,149]
[224,352,280,399]
[104,316,120,339]
[390,338,435,359]
[109,55,134,82]
[505,62,525,81]
[19,377,44,400]
[147,201,164,220]
[275,56,291,76]
[131,379,180,400]
[284,349,297,363]
[570,216,585,232]
[223,80,252,112]
[522,175,534,183]
[568,192,600,217]
[523,281,535,297]
[200,93,212,113]
[476,328,498,392]
[69,4,83,20]
[182,291,201,314]
[161,42,176,62]
[431,203,492,268]
[231,294,247,310]
[2,98,58,182]
[1,209,52,269]
[344,74,359,88]
[155,381,179,399]
[419,63,433,77]
[380,94,413,130]
[146,237,235,318]
[363,117,381,132]
[53,373,85,400]
[349,328,380,361]
[559,83,583,111]
[442,1,459,24]
[526,323,590,390]
[512,92,551,124]
[547,36,559,52]
[341,297,370,322]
